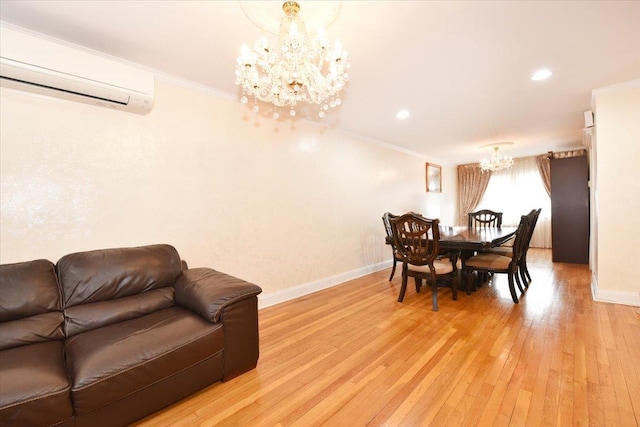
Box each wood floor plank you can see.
[606,348,637,426]
[131,249,640,427]
[524,322,553,427]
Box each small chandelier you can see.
[235,1,350,119]
[480,144,514,172]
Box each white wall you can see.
[591,80,640,306]
[0,79,456,306]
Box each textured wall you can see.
[593,83,640,297]
[0,80,456,295]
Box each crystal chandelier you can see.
[235,1,350,119]
[480,145,514,172]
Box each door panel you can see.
[550,156,589,264]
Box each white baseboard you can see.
[258,260,393,310]
[591,275,640,307]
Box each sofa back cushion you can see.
[64,287,175,337]
[0,259,65,350]
[57,244,182,336]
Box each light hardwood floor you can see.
[134,249,640,426]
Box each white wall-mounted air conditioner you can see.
[0,26,154,114]
[583,110,594,128]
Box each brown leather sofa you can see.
[0,244,262,427]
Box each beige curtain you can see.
[478,156,552,248]
[536,149,587,197]
[457,163,491,225]
[536,155,551,196]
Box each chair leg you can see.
[465,269,473,295]
[415,277,422,293]
[515,268,525,293]
[430,272,438,311]
[519,260,528,288]
[522,256,532,283]
[478,272,490,287]
[389,257,397,281]
[507,272,519,304]
[398,268,408,302]
[451,273,458,301]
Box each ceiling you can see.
[1,1,639,164]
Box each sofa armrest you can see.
[175,268,262,380]
[174,268,262,323]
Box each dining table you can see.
[385,224,518,291]
[436,225,517,252]
[386,225,518,273]
[385,225,517,252]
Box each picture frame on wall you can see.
[426,163,442,193]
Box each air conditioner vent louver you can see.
[1,75,129,105]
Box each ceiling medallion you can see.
[239,1,340,35]
[479,142,514,172]
[235,1,350,119]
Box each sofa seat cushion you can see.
[65,306,224,415]
[0,340,73,427]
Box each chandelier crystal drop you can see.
[480,146,514,172]
[235,1,350,118]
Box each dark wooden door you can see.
[550,155,589,264]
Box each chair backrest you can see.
[522,208,542,251]
[511,214,533,263]
[468,209,503,228]
[390,213,441,266]
[382,212,398,239]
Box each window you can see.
[476,156,551,248]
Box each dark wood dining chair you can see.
[519,208,541,283]
[382,212,403,281]
[390,213,457,311]
[467,209,504,283]
[468,209,503,228]
[463,213,531,304]
[488,208,541,286]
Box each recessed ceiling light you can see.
[396,110,410,120]
[531,69,553,81]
